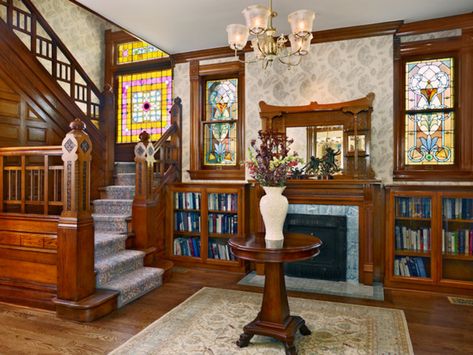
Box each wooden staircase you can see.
[0,0,182,321]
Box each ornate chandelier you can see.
[226,0,315,68]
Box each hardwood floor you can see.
[1,267,472,354]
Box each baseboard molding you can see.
[54,289,118,322]
[0,278,56,310]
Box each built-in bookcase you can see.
[386,186,473,293]
[167,183,247,271]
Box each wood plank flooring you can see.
[1,267,472,354]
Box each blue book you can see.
[416,258,427,278]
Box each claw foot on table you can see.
[236,332,254,348]
[299,323,311,336]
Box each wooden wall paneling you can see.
[0,19,106,198]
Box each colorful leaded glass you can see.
[116,70,172,144]
[203,79,238,166]
[117,41,169,65]
[405,57,455,165]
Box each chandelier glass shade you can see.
[226,0,315,67]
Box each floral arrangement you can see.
[245,130,301,186]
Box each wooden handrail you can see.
[0,146,62,156]
[132,97,182,262]
[0,0,103,123]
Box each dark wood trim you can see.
[189,61,245,181]
[173,21,404,64]
[397,12,473,37]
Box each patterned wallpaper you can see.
[34,0,117,89]
[175,35,394,183]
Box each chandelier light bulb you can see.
[242,5,270,35]
[226,24,249,50]
[288,9,315,38]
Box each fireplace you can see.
[284,213,347,281]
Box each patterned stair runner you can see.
[92,162,163,308]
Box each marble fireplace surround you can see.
[251,179,384,285]
[288,204,359,282]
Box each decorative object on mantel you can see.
[303,146,341,179]
[226,0,315,68]
[245,130,300,241]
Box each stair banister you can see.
[132,97,182,264]
[56,118,95,302]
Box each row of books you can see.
[442,229,473,255]
[394,256,429,278]
[395,226,431,252]
[208,193,238,212]
[443,198,473,220]
[175,211,201,232]
[173,237,201,257]
[208,214,238,234]
[396,197,431,218]
[175,192,201,210]
[208,239,236,261]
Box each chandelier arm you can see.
[278,54,302,67]
[232,48,264,64]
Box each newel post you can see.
[100,84,115,186]
[132,131,158,265]
[57,118,95,301]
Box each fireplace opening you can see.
[283,213,347,281]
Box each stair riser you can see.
[94,219,128,234]
[117,274,162,307]
[115,174,136,186]
[101,187,135,200]
[115,163,136,174]
[96,256,144,286]
[93,202,132,215]
[95,239,126,260]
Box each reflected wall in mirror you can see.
[286,127,307,160]
[307,125,344,169]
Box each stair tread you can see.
[92,213,131,219]
[93,199,133,203]
[95,249,144,271]
[95,233,128,242]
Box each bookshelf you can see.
[386,186,473,293]
[167,183,247,271]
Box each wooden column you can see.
[54,119,118,321]
[132,131,158,265]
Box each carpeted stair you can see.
[92,162,163,308]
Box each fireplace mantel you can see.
[248,179,384,285]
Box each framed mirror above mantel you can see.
[259,93,376,179]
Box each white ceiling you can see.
[76,0,473,53]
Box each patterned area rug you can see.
[110,287,413,355]
[239,272,384,301]
[448,296,473,306]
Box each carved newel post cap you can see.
[174,97,182,105]
[70,118,85,131]
[139,131,150,143]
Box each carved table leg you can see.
[284,341,297,355]
[236,332,254,348]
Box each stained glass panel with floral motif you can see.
[203,78,238,166]
[405,57,455,165]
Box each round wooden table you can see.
[228,232,322,355]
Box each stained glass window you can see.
[117,40,169,65]
[203,79,238,166]
[116,69,172,144]
[405,57,454,165]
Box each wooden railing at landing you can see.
[0,146,63,215]
[0,0,102,125]
[0,119,115,320]
[132,97,182,263]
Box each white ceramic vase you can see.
[260,186,288,241]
